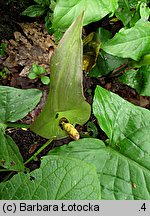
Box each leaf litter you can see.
[2,22,54,78]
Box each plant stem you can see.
[24,138,54,165]
[0,169,13,172]
[109,63,128,78]
[7,123,30,129]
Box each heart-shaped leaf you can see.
[30,14,91,139]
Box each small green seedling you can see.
[86,121,98,138]
[0,68,10,80]
[28,63,50,85]
[0,43,7,57]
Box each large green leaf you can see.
[0,128,24,171]
[0,86,42,123]
[48,86,150,199]
[30,14,91,139]
[49,138,150,199]
[93,86,150,199]
[52,0,118,30]
[101,21,150,61]
[119,66,150,96]
[0,86,42,170]
[93,86,150,146]
[0,155,101,200]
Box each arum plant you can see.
[30,13,91,139]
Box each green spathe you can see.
[30,14,91,139]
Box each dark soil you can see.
[0,0,35,42]
[0,0,150,182]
